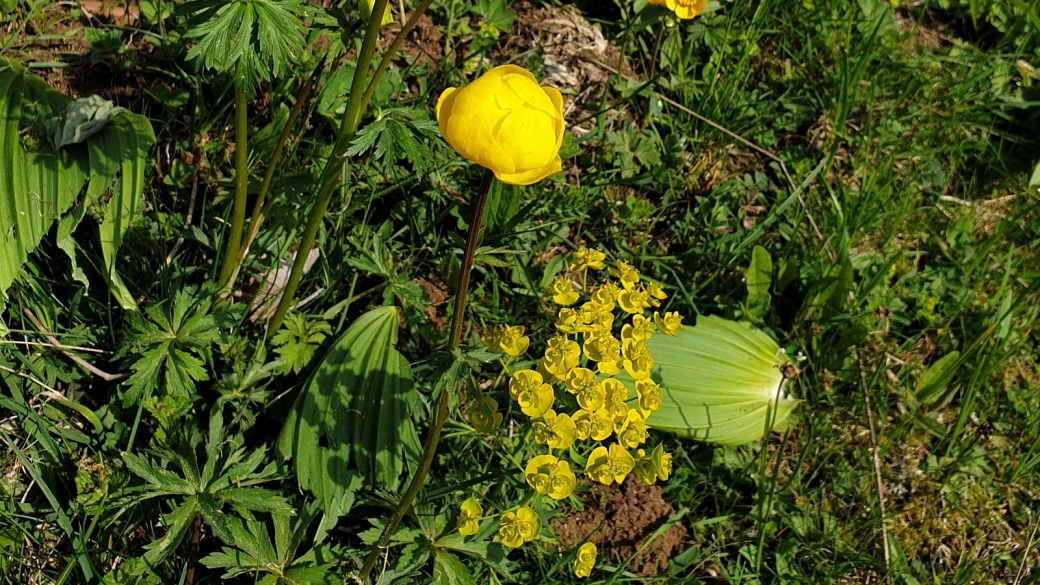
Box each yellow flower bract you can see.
[574,542,597,578]
[457,497,483,536]
[498,506,541,548]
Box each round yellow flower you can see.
[509,369,554,417]
[499,507,541,548]
[617,409,648,449]
[556,307,581,334]
[622,314,654,342]
[600,378,631,421]
[636,379,663,415]
[588,408,615,441]
[647,0,707,19]
[572,409,594,440]
[608,261,640,290]
[617,287,650,314]
[525,454,577,500]
[500,325,530,356]
[591,283,619,311]
[436,65,565,186]
[469,396,503,433]
[457,497,483,536]
[621,338,654,381]
[574,542,597,578]
[585,443,635,485]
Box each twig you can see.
[857,350,891,582]
[21,308,128,382]
[0,340,110,354]
[1014,509,1039,585]
[0,364,60,394]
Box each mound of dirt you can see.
[555,476,688,578]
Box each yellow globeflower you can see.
[647,0,707,19]
[551,275,580,306]
[585,443,635,485]
[436,65,565,186]
[509,369,554,417]
[541,335,580,379]
[469,396,503,433]
[574,542,597,578]
[525,454,576,500]
[570,247,606,272]
[457,497,483,536]
[653,311,685,336]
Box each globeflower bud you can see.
[436,65,565,186]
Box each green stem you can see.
[228,63,324,287]
[263,0,392,339]
[219,86,250,286]
[358,0,437,114]
[356,168,495,584]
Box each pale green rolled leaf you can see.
[633,315,800,446]
[914,351,961,408]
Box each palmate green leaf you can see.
[121,452,196,496]
[433,550,477,585]
[278,306,422,524]
[183,0,306,95]
[136,498,199,573]
[0,59,153,311]
[629,315,800,446]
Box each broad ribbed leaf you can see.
[630,315,800,446]
[0,59,154,310]
[278,306,421,524]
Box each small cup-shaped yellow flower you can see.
[647,0,707,20]
[572,409,594,440]
[498,510,526,548]
[622,314,654,342]
[457,497,483,536]
[469,396,503,434]
[566,368,605,411]
[585,443,635,485]
[653,311,685,336]
[532,410,577,451]
[556,307,581,334]
[636,379,663,415]
[591,283,619,311]
[573,542,597,578]
[570,247,606,272]
[608,261,641,290]
[600,378,631,421]
[525,454,577,500]
[509,369,554,417]
[541,335,580,378]
[500,325,530,356]
[621,338,654,381]
[651,443,673,481]
[588,408,615,441]
[551,275,580,306]
[583,335,623,376]
[645,283,668,306]
[633,449,657,485]
[617,409,648,449]
[436,65,565,186]
[617,287,650,314]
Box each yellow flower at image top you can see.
[457,497,483,536]
[469,396,503,433]
[647,0,707,20]
[436,65,565,186]
[574,542,597,578]
[524,454,576,500]
[498,507,541,548]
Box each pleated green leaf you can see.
[0,59,154,311]
[629,315,800,446]
[278,306,421,529]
